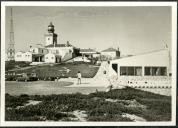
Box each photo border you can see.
[1,1,177,126]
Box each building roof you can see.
[45,53,61,57]
[119,49,169,60]
[18,51,25,53]
[30,44,45,48]
[45,44,72,48]
[80,49,97,53]
[48,22,54,27]
[101,48,117,52]
[32,54,44,57]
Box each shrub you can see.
[5,88,171,122]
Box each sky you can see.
[5,6,172,56]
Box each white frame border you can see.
[1,1,177,126]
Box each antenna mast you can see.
[7,8,15,61]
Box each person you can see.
[77,71,82,84]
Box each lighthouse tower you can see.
[44,22,58,46]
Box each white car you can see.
[73,56,91,63]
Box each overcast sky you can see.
[5,6,171,55]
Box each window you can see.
[46,57,48,59]
[128,67,134,76]
[152,67,158,76]
[135,67,142,76]
[145,67,151,76]
[144,67,167,76]
[160,67,167,76]
[42,50,43,53]
[120,67,127,75]
[51,57,54,59]
[112,64,118,73]
[120,66,142,76]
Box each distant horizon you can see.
[5,6,172,56]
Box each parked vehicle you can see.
[16,73,38,82]
[5,72,17,81]
[29,73,38,81]
[73,56,91,63]
[16,73,29,82]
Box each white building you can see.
[44,22,77,62]
[29,45,48,55]
[80,49,97,57]
[101,47,120,60]
[15,51,32,62]
[29,45,49,63]
[44,22,58,46]
[15,22,79,64]
[44,53,61,63]
[79,48,100,58]
[108,49,171,88]
[46,44,73,62]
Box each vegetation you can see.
[5,61,31,71]
[5,87,171,121]
[6,62,99,80]
[89,87,171,121]
[5,94,30,108]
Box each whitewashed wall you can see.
[30,47,48,54]
[111,49,169,67]
[47,47,73,61]
[109,49,170,76]
[45,34,53,46]
[101,51,116,58]
[108,49,171,88]
[15,51,32,62]
[44,53,56,63]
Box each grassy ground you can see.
[5,87,171,121]
[5,61,31,71]
[6,62,99,79]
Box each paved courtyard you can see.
[5,81,106,95]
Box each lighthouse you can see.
[44,22,58,46]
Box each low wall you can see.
[110,76,171,89]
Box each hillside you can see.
[6,62,99,79]
[5,61,31,71]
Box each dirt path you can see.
[9,66,35,71]
[16,100,42,109]
[72,110,87,122]
[122,113,146,122]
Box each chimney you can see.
[67,41,70,46]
